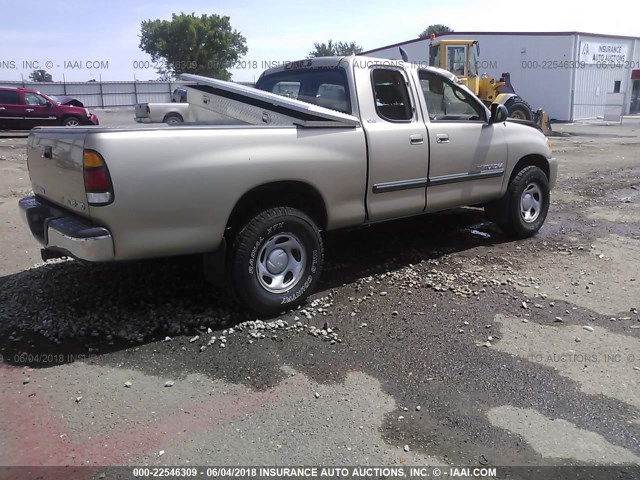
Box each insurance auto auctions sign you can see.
[579,41,628,64]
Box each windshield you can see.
[255,68,351,114]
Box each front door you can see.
[22,92,58,129]
[359,67,430,222]
[415,69,508,211]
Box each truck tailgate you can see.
[27,128,89,217]
[134,103,150,119]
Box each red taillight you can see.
[83,150,113,205]
[84,168,110,191]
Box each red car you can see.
[0,86,99,130]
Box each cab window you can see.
[272,81,300,99]
[256,68,351,114]
[418,70,485,122]
[371,69,413,122]
[446,46,466,76]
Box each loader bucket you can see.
[533,109,553,135]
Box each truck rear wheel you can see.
[505,97,533,121]
[163,113,183,124]
[491,165,549,238]
[230,207,324,316]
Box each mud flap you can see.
[485,193,510,225]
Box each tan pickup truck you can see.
[19,56,557,315]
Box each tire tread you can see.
[230,207,323,316]
[501,165,549,238]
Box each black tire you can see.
[495,166,550,238]
[505,96,533,121]
[230,207,324,316]
[163,113,183,124]
[62,116,82,127]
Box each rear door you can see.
[415,69,507,211]
[357,66,429,222]
[0,89,24,129]
[22,92,59,129]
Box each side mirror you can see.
[45,101,52,108]
[490,103,508,124]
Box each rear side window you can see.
[0,90,20,104]
[372,69,413,122]
[256,69,351,114]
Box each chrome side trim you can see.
[372,170,503,194]
[372,177,429,194]
[429,170,504,186]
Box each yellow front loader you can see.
[428,37,552,134]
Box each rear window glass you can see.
[372,69,413,121]
[0,90,20,104]
[256,69,351,114]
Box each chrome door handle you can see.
[436,133,450,143]
[0,107,5,111]
[410,134,424,145]
[25,108,35,112]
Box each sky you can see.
[0,0,638,83]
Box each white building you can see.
[363,31,640,121]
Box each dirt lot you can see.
[1,113,639,477]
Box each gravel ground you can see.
[1,116,639,474]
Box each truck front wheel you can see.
[230,207,324,316]
[488,165,550,238]
[62,116,82,127]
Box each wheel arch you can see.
[509,154,550,185]
[60,115,81,126]
[162,112,184,122]
[492,93,517,106]
[226,181,329,234]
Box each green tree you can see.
[29,69,53,82]
[307,40,363,58]
[139,12,247,80]
[419,24,454,38]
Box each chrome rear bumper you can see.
[19,196,114,262]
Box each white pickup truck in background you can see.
[134,101,190,124]
[20,56,556,315]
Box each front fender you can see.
[493,93,517,106]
